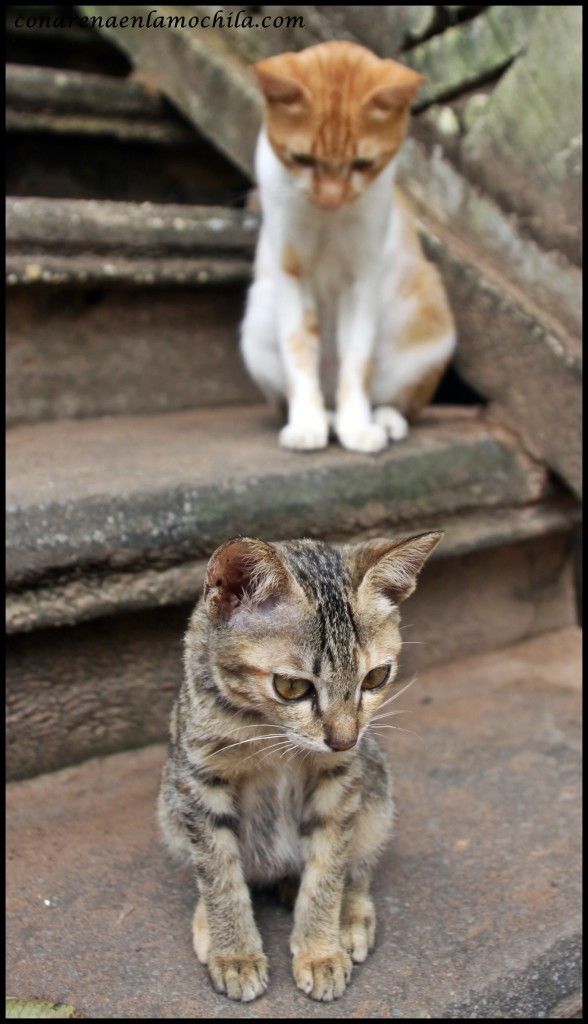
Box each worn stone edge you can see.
[6,497,578,635]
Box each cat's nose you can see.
[326,734,357,751]
[315,179,346,210]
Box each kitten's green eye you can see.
[292,153,316,168]
[273,674,313,701]
[362,665,390,690]
[351,158,375,172]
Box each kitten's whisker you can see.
[255,741,295,765]
[377,676,417,710]
[371,709,411,722]
[216,733,288,754]
[242,740,293,766]
[401,640,427,645]
[371,724,422,740]
[281,744,298,763]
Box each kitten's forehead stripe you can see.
[283,541,357,676]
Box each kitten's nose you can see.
[326,733,357,752]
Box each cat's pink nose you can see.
[327,735,357,751]
[315,179,346,210]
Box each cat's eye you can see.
[291,153,317,168]
[351,158,375,172]
[273,674,314,701]
[361,665,390,690]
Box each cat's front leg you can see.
[192,834,268,1001]
[276,271,329,451]
[335,284,389,453]
[290,775,360,1000]
[167,768,268,1002]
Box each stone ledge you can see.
[6,62,194,144]
[6,405,549,594]
[6,496,580,635]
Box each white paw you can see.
[373,406,409,441]
[336,418,388,454]
[280,415,329,451]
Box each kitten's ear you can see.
[252,56,310,110]
[204,537,291,622]
[354,532,442,606]
[363,64,425,119]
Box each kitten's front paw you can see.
[335,417,388,454]
[341,898,376,963]
[280,414,329,451]
[373,405,409,441]
[207,950,269,1002]
[292,947,353,1001]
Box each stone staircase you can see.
[6,6,581,1018]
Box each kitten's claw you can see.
[373,405,409,441]
[292,948,353,1001]
[335,418,388,454]
[279,416,329,451]
[341,898,376,963]
[207,950,269,1002]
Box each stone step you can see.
[6,197,256,286]
[6,198,260,424]
[6,629,582,1017]
[4,404,552,608]
[6,197,581,501]
[6,62,194,143]
[6,404,579,778]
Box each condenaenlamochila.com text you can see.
[11,8,305,31]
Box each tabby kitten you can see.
[241,41,455,454]
[158,530,441,1001]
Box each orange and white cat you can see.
[241,41,455,453]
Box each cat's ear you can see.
[363,64,425,120]
[204,537,291,622]
[354,532,442,607]
[252,56,310,111]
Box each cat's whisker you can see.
[216,733,288,754]
[377,676,418,710]
[254,740,296,766]
[370,723,422,740]
[242,739,293,765]
[371,708,411,722]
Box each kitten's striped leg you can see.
[162,763,268,1002]
[340,869,376,963]
[290,766,361,1000]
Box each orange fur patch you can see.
[396,261,454,350]
[304,311,319,335]
[282,243,302,278]
[394,361,449,420]
[287,326,319,371]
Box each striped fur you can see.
[158,532,440,1001]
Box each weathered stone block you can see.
[462,6,582,262]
